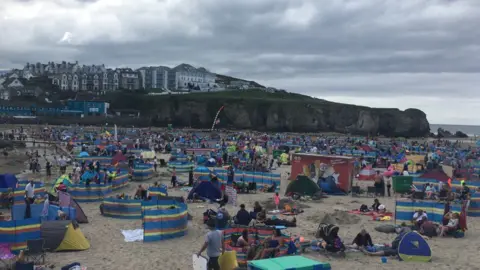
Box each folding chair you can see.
[351,186,361,197]
[366,187,376,197]
[25,239,47,265]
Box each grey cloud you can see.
[1,0,480,123]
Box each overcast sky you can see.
[1,0,479,125]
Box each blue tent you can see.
[317,177,346,195]
[194,167,211,181]
[187,181,221,201]
[81,171,98,182]
[398,232,432,262]
[78,151,90,157]
[0,174,18,189]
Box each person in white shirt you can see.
[25,180,35,204]
[412,209,427,228]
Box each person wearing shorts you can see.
[197,219,224,270]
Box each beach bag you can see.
[454,230,465,238]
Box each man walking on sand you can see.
[197,219,224,270]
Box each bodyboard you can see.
[192,254,207,270]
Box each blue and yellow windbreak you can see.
[143,201,188,242]
[193,167,281,191]
[395,200,461,224]
[132,164,154,181]
[0,218,41,253]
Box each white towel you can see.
[121,229,144,242]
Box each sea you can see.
[430,124,480,137]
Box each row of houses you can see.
[8,61,218,92]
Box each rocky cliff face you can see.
[108,91,430,137]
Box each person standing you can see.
[188,167,194,187]
[153,157,158,172]
[24,180,35,219]
[171,167,177,187]
[197,220,224,270]
[274,192,280,210]
[25,180,35,204]
[386,180,392,197]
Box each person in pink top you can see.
[274,192,280,210]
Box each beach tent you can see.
[141,151,155,159]
[397,231,432,262]
[52,175,72,193]
[111,151,127,165]
[187,181,222,201]
[285,175,320,196]
[0,174,18,189]
[358,166,376,181]
[58,191,89,223]
[420,170,450,182]
[78,151,89,158]
[40,220,90,251]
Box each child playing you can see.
[274,192,280,210]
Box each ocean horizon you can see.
[430,124,480,136]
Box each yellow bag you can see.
[218,250,238,270]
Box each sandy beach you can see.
[7,156,474,270]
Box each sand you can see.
[7,153,480,270]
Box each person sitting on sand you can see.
[351,229,373,248]
[362,228,429,257]
[134,185,146,200]
[377,204,387,214]
[419,216,437,238]
[249,211,267,227]
[235,204,252,226]
[439,212,459,236]
[236,229,249,248]
[372,199,381,212]
[412,209,427,228]
[253,201,263,214]
[256,229,284,259]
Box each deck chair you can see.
[15,261,34,270]
[366,187,376,197]
[351,186,361,197]
[25,239,46,265]
[0,243,16,270]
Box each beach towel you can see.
[121,229,144,242]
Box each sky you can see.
[1,0,480,125]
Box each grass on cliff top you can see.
[215,74,265,88]
[175,89,323,102]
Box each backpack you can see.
[360,204,369,212]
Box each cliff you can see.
[105,90,430,137]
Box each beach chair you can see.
[25,239,47,265]
[351,186,362,197]
[366,187,376,197]
[0,243,16,270]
